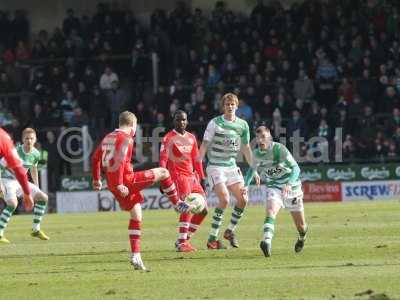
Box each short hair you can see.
[119,111,137,126]
[221,93,239,106]
[173,109,187,119]
[256,126,271,135]
[22,127,37,138]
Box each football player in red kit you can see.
[160,110,208,252]
[92,111,192,271]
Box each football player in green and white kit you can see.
[0,128,49,243]
[244,126,308,257]
[199,93,253,249]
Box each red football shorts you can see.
[112,170,155,211]
[173,173,205,200]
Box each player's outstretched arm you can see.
[198,119,215,163]
[159,136,168,168]
[192,138,205,180]
[91,144,102,190]
[241,143,253,167]
[198,140,209,164]
[244,167,260,187]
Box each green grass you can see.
[0,201,399,300]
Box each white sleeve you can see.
[203,120,216,142]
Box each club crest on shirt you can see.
[262,165,287,178]
[176,145,192,153]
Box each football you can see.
[184,193,206,214]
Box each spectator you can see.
[343,134,357,160]
[30,69,48,98]
[293,69,315,102]
[357,105,377,141]
[258,94,274,119]
[30,103,48,129]
[275,92,292,118]
[31,40,48,59]
[99,66,119,90]
[236,99,253,122]
[374,138,388,161]
[348,94,364,120]
[106,80,127,129]
[381,86,400,113]
[357,69,377,104]
[47,100,63,126]
[43,131,60,192]
[0,72,15,93]
[270,108,283,140]
[392,127,400,150]
[63,8,81,36]
[89,85,108,139]
[385,107,400,136]
[335,109,353,136]
[337,77,353,103]
[387,142,398,160]
[3,118,22,140]
[49,66,65,92]
[69,107,89,127]
[207,64,221,87]
[12,10,29,44]
[15,40,31,61]
[135,101,151,123]
[294,99,308,117]
[77,81,90,113]
[317,119,330,140]
[1,103,14,129]
[287,109,307,140]
[82,65,97,90]
[315,57,337,109]
[60,90,78,123]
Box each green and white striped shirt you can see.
[0,144,40,179]
[245,142,301,192]
[203,115,250,168]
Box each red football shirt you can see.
[0,128,30,194]
[92,129,134,189]
[159,130,205,179]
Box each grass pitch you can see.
[0,201,399,300]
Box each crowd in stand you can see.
[1,0,400,188]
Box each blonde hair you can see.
[22,127,37,138]
[221,93,239,106]
[119,111,137,126]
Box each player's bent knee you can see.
[218,195,229,207]
[161,168,170,179]
[240,194,249,204]
[153,167,170,180]
[35,192,48,203]
[234,192,248,207]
